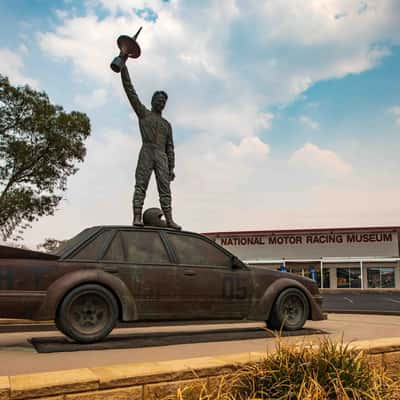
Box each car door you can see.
[101,229,178,320]
[165,232,252,320]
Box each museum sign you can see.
[216,231,399,259]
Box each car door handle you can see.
[183,269,196,276]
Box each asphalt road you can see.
[1,314,400,376]
[322,292,400,314]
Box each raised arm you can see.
[120,65,147,119]
[166,123,175,180]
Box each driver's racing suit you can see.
[120,66,175,216]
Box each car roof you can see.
[55,225,213,259]
[84,225,201,236]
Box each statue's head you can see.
[151,90,168,113]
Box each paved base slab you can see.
[30,327,326,353]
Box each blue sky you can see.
[0,0,399,246]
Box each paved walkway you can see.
[0,314,399,376]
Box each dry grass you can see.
[162,337,400,400]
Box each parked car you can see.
[0,226,324,343]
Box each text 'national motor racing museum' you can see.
[205,227,400,290]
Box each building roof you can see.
[203,226,400,237]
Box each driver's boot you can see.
[163,208,181,230]
[132,207,144,226]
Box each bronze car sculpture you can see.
[0,226,324,343]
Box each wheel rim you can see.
[66,292,112,336]
[281,294,304,327]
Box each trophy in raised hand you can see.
[110,27,142,73]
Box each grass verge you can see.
[164,337,400,400]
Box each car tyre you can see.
[268,288,309,331]
[56,284,118,343]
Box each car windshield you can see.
[53,227,101,256]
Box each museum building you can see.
[204,226,400,290]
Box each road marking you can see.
[343,297,354,304]
[385,298,400,304]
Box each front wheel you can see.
[56,284,118,343]
[268,288,309,331]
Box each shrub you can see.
[165,337,399,400]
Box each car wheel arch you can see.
[34,269,138,321]
[248,278,313,321]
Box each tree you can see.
[0,75,91,241]
[37,238,68,253]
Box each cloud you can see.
[22,129,141,246]
[290,143,352,177]
[173,104,273,139]
[18,43,28,55]
[236,184,400,231]
[97,0,170,15]
[74,88,108,109]
[299,115,320,130]
[0,48,39,87]
[246,0,399,46]
[389,106,400,125]
[299,185,400,228]
[36,1,400,131]
[20,0,400,245]
[230,136,270,159]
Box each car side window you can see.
[168,233,231,267]
[119,231,170,264]
[103,232,124,261]
[72,231,111,260]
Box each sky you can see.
[0,0,399,247]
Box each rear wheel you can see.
[56,284,118,343]
[268,288,309,331]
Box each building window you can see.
[367,267,395,288]
[315,268,330,289]
[336,267,361,288]
[286,266,305,277]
